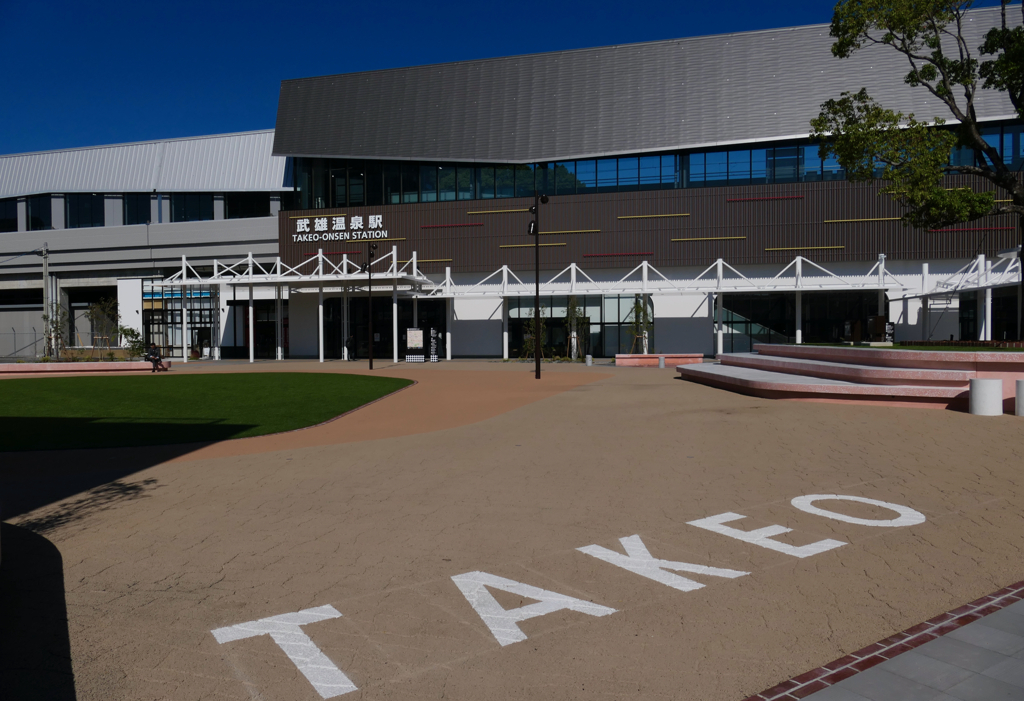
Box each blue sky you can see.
[0,0,1004,155]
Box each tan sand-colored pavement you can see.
[3,360,1024,701]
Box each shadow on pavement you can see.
[0,523,76,701]
[0,418,255,521]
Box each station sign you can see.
[290,214,389,243]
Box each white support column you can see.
[985,287,993,342]
[921,263,930,341]
[446,296,453,361]
[570,263,577,295]
[715,258,724,356]
[795,257,803,345]
[502,297,509,360]
[274,284,281,360]
[181,256,189,363]
[248,284,254,364]
[343,285,349,360]
[318,285,324,363]
[715,293,724,356]
[393,271,399,364]
[795,291,803,344]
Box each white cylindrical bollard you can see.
[585,355,593,367]
[658,356,666,369]
[1017,379,1024,417]
[969,378,1003,416]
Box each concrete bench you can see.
[615,354,704,367]
[0,361,165,374]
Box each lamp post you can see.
[363,243,378,370]
[529,191,549,380]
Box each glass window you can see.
[27,195,51,230]
[981,126,1001,165]
[596,159,617,192]
[802,145,822,182]
[1007,123,1024,171]
[65,193,105,228]
[603,295,621,323]
[419,165,437,202]
[686,153,704,187]
[170,193,214,222]
[660,155,677,189]
[383,162,402,205]
[225,193,270,219]
[495,165,515,198]
[618,157,639,191]
[438,166,456,201]
[402,164,419,203]
[329,167,347,207]
[554,161,577,195]
[365,162,383,206]
[514,164,534,197]
[728,150,751,184]
[751,149,768,183]
[822,151,844,181]
[477,166,495,199]
[311,158,327,209]
[124,193,150,226]
[535,163,553,194]
[705,152,728,183]
[639,156,660,190]
[0,198,17,233]
[576,160,596,193]
[771,147,800,183]
[348,162,365,206]
[457,167,475,200]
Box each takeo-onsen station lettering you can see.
[211,494,929,699]
[291,214,391,243]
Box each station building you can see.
[1,5,1021,362]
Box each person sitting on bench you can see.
[145,344,168,372]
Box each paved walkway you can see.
[4,360,1024,701]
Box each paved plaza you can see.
[3,360,1024,700]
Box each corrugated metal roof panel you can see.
[273,6,1020,163]
[0,130,290,198]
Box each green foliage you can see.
[0,373,413,451]
[628,295,653,353]
[519,306,548,359]
[564,295,589,360]
[812,0,1023,231]
[118,326,146,360]
[40,304,69,359]
[86,297,119,350]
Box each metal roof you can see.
[0,130,291,199]
[273,6,1020,164]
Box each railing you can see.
[0,331,46,359]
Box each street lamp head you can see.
[540,194,549,204]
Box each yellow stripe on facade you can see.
[499,243,567,248]
[617,213,690,219]
[538,229,600,235]
[671,236,746,242]
[765,245,845,251]
[823,217,901,223]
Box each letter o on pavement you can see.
[791,494,926,527]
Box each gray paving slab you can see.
[836,666,951,700]
[1004,600,1024,616]
[915,635,1015,672]
[944,673,1024,700]
[877,650,976,690]
[946,621,1024,656]
[982,657,1024,689]
[804,614,1024,701]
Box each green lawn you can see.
[0,373,412,452]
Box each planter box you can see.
[0,361,165,374]
[615,354,704,367]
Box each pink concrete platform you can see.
[679,362,968,409]
[679,344,1024,410]
[0,361,164,374]
[720,352,973,387]
[754,344,1024,402]
[615,353,704,367]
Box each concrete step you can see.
[719,352,972,387]
[753,343,1024,371]
[677,362,967,409]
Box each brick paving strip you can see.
[744,579,1024,700]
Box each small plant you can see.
[519,306,549,360]
[628,295,653,354]
[564,295,589,361]
[118,326,146,361]
[39,356,51,363]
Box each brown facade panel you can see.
[279,177,1019,275]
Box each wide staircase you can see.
[678,344,1024,409]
